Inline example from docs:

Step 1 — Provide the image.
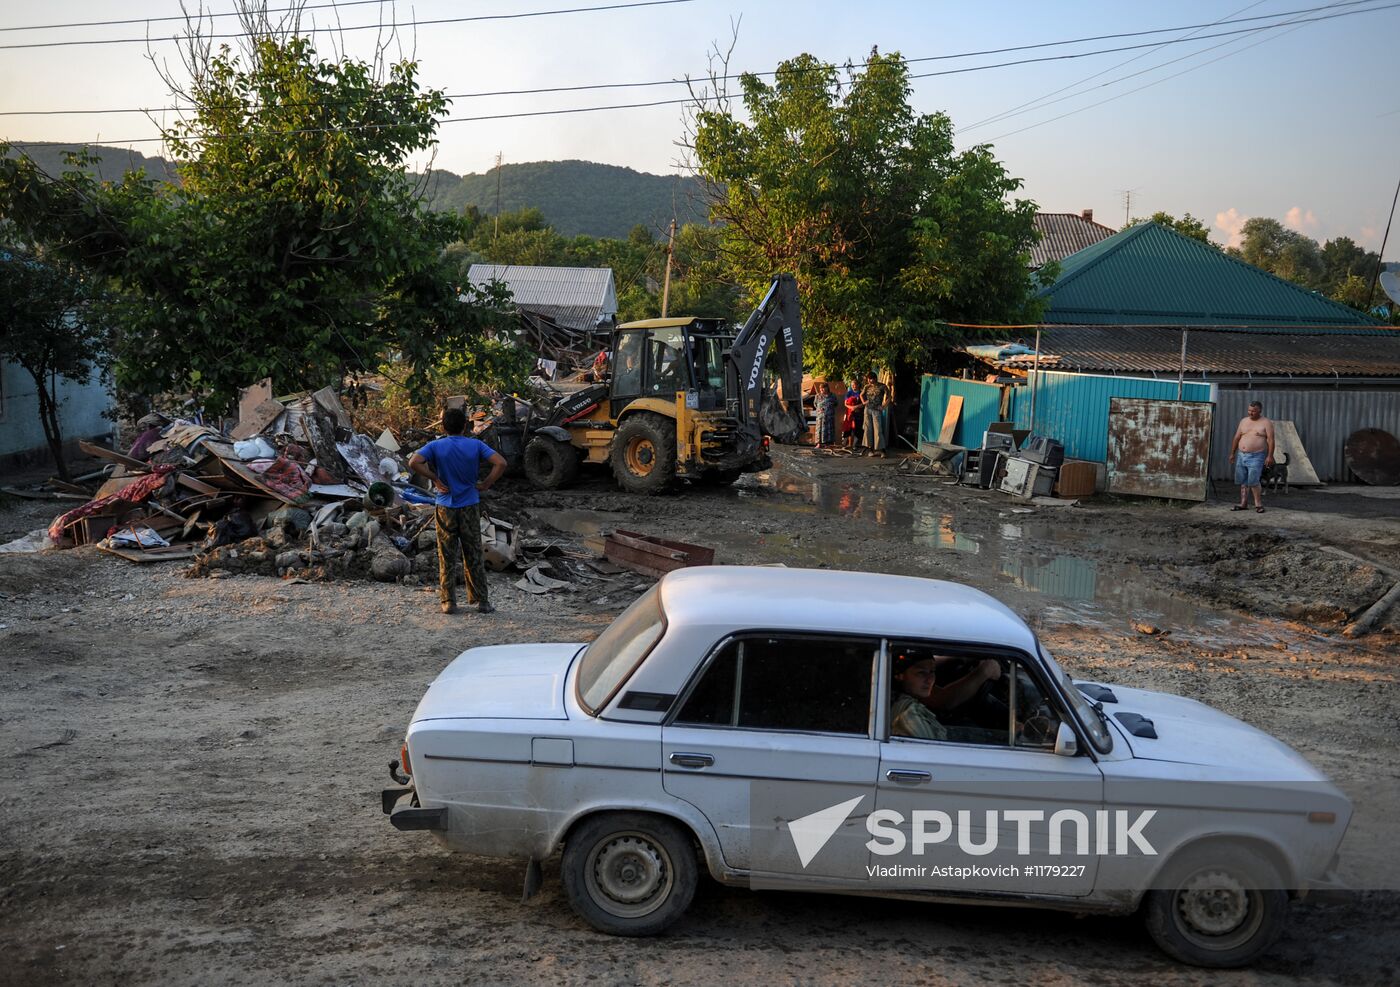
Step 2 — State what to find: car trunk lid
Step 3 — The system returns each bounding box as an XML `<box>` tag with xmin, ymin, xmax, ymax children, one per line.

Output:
<box><xmin>411</xmin><ymin>643</ymin><xmax>583</xmax><ymax>722</ymax></box>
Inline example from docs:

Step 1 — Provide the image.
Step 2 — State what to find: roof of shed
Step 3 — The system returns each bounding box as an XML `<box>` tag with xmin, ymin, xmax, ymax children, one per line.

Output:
<box><xmin>1038</xmin><ymin>324</ymin><xmax>1400</xmax><ymax>378</ymax></box>
<box><xmin>1030</xmin><ymin>213</ymin><xmax>1117</xmax><ymax>268</ymax></box>
<box><xmin>467</xmin><ymin>264</ymin><xmax>617</xmax><ymax>334</ymax></box>
<box><xmin>1037</xmin><ymin>222</ymin><xmax>1378</xmax><ymax>328</ymax></box>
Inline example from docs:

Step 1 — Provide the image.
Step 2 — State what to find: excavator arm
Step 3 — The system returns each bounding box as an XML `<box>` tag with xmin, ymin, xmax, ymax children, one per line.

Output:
<box><xmin>725</xmin><ymin>273</ymin><xmax>804</xmax><ymax>443</ymax></box>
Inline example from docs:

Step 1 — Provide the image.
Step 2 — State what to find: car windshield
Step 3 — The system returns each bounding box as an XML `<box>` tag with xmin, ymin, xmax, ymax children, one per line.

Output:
<box><xmin>576</xmin><ymin>585</ymin><xmax>666</xmax><ymax>714</ymax></box>
<box><xmin>1040</xmin><ymin>644</ymin><xmax>1113</xmax><ymax>754</ymax></box>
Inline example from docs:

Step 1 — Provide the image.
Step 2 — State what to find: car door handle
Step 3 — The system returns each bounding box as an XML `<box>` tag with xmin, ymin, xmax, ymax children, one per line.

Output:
<box><xmin>885</xmin><ymin>769</ymin><xmax>932</xmax><ymax>784</ymax></box>
<box><xmin>669</xmin><ymin>752</ymin><xmax>715</xmax><ymax>769</ymax></box>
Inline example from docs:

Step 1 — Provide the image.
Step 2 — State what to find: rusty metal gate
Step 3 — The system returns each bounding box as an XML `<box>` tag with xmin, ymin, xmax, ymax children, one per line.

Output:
<box><xmin>1106</xmin><ymin>398</ymin><xmax>1214</xmax><ymax>501</ymax></box>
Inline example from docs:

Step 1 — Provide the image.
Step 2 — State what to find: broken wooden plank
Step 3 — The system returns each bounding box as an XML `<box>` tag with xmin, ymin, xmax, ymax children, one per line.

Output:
<box><xmin>237</xmin><ymin>377</ymin><xmax>274</xmax><ymax>425</ymax></box>
<box><xmin>94</xmin><ymin>475</ymin><xmax>143</xmax><ymax>499</ymax></box>
<box><xmin>312</xmin><ymin>385</ymin><xmax>353</xmax><ymax>430</ymax></box>
<box><xmin>939</xmin><ymin>395</ymin><xmax>963</xmax><ymax>445</ymax></box>
<box><xmin>45</xmin><ymin>478</ymin><xmax>94</xmax><ymax>496</ymax></box>
<box><xmin>78</xmin><ymin>440</ymin><xmax>149</xmax><ymax>471</ymax></box>
<box><xmin>604</xmin><ymin>529</ymin><xmax>715</xmax><ymax>578</ymax></box>
<box><xmin>97</xmin><ymin>544</ymin><xmax>198</xmax><ymax>564</ymax></box>
<box><xmin>231</xmin><ymin>398</ymin><xmax>287</xmax><ymax>440</ymax></box>
<box><xmin>1343</xmin><ymin>580</ymin><xmax>1400</xmax><ymax>638</ymax></box>
<box><xmin>1</xmin><ymin>486</ymin><xmax>89</xmax><ymax>502</ymax></box>
<box><xmin>219</xmin><ymin>459</ymin><xmax>306</xmax><ymax>506</ymax></box>
<box><xmin>176</xmin><ymin>473</ymin><xmax>220</xmax><ymax>496</ymax></box>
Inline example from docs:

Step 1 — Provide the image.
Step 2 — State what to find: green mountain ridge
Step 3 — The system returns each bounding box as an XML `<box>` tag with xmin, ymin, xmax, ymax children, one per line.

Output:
<box><xmin>418</xmin><ymin>159</ymin><xmax>709</xmax><ymax>239</ymax></box>
<box><xmin>7</xmin><ymin>144</ymin><xmax>708</xmax><ymax>239</ymax></box>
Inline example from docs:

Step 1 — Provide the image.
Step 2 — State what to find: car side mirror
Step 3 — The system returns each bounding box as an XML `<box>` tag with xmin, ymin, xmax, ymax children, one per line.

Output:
<box><xmin>1054</xmin><ymin>721</ymin><xmax>1079</xmax><ymax>757</ymax></box>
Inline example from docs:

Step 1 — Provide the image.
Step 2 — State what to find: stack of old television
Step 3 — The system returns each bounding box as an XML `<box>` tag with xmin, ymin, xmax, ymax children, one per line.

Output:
<box><xmin>960</xmin><ymin>427</ymin><xmax>1064</xmax><ymax>499</ymax></box>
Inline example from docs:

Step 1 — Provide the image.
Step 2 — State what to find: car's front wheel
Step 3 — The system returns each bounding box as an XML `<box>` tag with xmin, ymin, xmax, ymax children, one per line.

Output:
<box><xmin>562</xmin><ymin>812</ymin><xmax>697</xmax><ymax>936</ymax></box>
<box><xmin>1143</xmin><ymin>845</ymin><xmax>1289</xmax><ymax>968</ymax></box>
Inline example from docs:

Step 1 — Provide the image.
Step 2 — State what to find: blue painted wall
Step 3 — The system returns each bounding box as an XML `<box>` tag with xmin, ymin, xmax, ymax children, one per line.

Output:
<box><xmin>918</xmin><ymin>376</ymin><xmax>1007</xmax><ymax>447</ymax></box>
<box><xmin>0</xmin><ymin>361</ymin><xmax>116</xmax><ymax>461</ymax></box>
<box><xmin>1013</xmin><ymin>371</ymin><xmax>1213</xmax><ymax>463</ymax></box>
<box><xmin>919</xmin><ymin>371</ymin><xmax>1213</xmax><ymax>463</ymax></box>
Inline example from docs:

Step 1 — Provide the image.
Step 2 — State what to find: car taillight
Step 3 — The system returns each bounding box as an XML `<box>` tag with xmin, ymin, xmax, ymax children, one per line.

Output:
<box><xmin>400</xmin><ymin>743</ymin><xmax>412</xmax><ymax>777</ymax></box>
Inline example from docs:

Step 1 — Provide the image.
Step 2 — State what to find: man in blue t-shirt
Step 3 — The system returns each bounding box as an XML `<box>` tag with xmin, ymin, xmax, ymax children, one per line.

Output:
<box><xmin>408</xmin><ymin>407</ymin><xmax>508</xmax><ymax>614</ymax></box>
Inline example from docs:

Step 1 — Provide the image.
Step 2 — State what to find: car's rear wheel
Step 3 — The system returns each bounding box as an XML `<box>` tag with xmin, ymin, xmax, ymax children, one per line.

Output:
<box><xmin>1143</xmin><ymin>845</ymin><xmax>1289</xmax><ymax>968</ymax></box>
<box><xmin>562</xmin><ymin>812</ymin><xmax>697</xmax><ymax>936</ymax></box>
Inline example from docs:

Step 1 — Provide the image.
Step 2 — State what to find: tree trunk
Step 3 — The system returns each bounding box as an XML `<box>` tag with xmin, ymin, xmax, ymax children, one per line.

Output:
<box><xmin>28</xmin><ymin>368</ymin><xmax>71</xmax><ymax>482</ymax></box>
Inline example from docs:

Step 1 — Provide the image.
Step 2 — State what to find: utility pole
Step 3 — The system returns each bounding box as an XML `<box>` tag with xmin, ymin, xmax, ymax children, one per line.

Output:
<box><xmin>1116</xmin><ymin>187</ymin><xmax>1141</xmax><ymax>228</ymax></box>
<box><xmin>493</xmin><ymin>152</ymin><xmax>504</xmax><ymax>247</ymax></box>
<box><xmin>660</xmin><ymin>218</ymin><xmax>677</xmax><ymax>318</ymax></box>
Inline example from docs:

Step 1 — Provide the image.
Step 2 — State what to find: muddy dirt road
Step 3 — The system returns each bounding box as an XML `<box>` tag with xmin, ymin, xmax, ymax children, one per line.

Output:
<box><xmin>2</xmin><ymin>448</ymin><xmax>1399</xmax><ymax>986</ymax></box>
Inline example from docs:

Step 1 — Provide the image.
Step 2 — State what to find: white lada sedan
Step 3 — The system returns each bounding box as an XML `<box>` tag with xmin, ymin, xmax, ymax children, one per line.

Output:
<box><xmin>383</xmin><ymin>567</ymin><xmax>1350</xmax><ymax>967</ymax></box>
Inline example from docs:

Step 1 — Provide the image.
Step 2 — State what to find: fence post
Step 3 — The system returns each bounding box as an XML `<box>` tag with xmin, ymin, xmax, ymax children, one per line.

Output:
<box><xmin>1029</xmin><ymin>326</ymin><xmax>1042</xmax><ymax>432</ymax></box>
<box><xmin>1177</xmin><ymin>328</ymin><xmax>1189</xmax><ymax>401</ymax></box>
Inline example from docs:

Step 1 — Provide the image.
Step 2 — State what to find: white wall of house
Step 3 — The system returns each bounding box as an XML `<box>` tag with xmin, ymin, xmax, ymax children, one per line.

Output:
<box><xmin>0</xmin><ymin>360</ymin><xmax>116</xmax><ymax>462</ymax></box>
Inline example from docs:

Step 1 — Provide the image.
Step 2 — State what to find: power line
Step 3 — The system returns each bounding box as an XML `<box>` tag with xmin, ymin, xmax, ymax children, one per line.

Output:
<box><xmin>0</xmin><ymin>0</ymin><xmax>389</xmax><ymax>33</ymax></box>
<box><xmin>0</xmin><ymin>0</ymin><xmax>696</xmax><ymax>50</ymax></box>
<box><xmin>906</xmin><ymin>1</ymin><xmax>1396</xmax><ymax>84</ymax></box>
<box><xmin>5</xmin><ymin>1</ymin><xmax>1394</xmax><ymax>146</ymax></box>
<box><xmin>960</xmin><ymin>0</ymin><xmax>1270</xmax><ymax>134</ymax></box>
<box><xmin>2</xmin><ymin>0</ymin><xmax>1391</xmax><ymax>120</ymax></box>
<box><xmin>981</xmin><ymin>9</ymin><xmax>1323</xmax><ymax>144</ymax></box>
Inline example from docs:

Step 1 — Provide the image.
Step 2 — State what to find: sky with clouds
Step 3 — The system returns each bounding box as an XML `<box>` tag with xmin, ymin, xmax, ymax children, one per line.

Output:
<box><xmin>2</xmin><ymin>0</ymin><xmax>1397</xmax><ymax>253</ymax></box>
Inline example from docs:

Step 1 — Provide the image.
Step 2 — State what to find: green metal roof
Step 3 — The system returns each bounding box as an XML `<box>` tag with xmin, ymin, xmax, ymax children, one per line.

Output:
<box><xmin>1037</xmin><ymin>222</ymin><xmax>1378</xmax><ymax>328</ymax></box>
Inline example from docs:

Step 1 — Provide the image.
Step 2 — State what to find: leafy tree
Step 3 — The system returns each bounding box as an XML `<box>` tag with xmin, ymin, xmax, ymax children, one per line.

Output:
<box><xmin>688</xmin><ymin>50</ymin><xmax>1042</xmax><ymax>376</ymax></box>
<box><xmin>1320</xmin><ymin>236</ymin><xmax>1378</xmax><ymax>295</ymax></box>
<box><xmin>0</xmin><ymin>247</ymin><xmax>109</xmax><ymax>479</ymax></box>
<box><xmin>0</xmin><ymin>26</ymin><xmax>521</xmax><ymax>413</ymax></box>
<box><xmin>1127</xmin><ymin>211</ymin><xmax>1215</xmax><ymax>245</ymax></box>
<box><xmin>1235</xmin><ymin>217</ymin><xmax>1324</xmax><ymax>289</ymax></box>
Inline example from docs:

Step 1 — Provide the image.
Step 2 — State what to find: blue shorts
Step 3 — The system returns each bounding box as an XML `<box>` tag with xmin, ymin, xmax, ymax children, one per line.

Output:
<box><xmin>1234</xmin><ymin>450</ymin><xmax>1267</xmax><ymax>486</ymax></box>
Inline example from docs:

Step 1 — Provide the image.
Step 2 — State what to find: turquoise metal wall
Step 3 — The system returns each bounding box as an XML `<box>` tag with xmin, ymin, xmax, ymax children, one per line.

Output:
<box><xmin>1012</xmin><ymin>371</ymin><xmax>1213</xmax><ymax>463</ymax></box>
<box><xmin>918</xmin><ymin>376</ymin><xmax>1007</xmax><ymax>447</ymax></box>
<box><xmin>919</xmin><ymin>371</ymin><xmax>1214</xmax><ymax>463</ymax></box>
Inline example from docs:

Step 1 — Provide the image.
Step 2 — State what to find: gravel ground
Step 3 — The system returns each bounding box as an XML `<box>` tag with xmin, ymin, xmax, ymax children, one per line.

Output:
<box><xmin>2</xmin><ymin>448</ymin><xmax>1398</xmax><ymax>986</ymax></box>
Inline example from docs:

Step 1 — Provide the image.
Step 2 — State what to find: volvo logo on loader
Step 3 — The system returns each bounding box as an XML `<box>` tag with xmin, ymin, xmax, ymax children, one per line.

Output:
<box><xmin>747</xmin><ymin>332</ymin><xmax>769</xmax><ymax>390</ymax></box>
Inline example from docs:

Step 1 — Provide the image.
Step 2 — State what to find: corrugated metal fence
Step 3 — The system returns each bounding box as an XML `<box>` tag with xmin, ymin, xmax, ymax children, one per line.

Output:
<box><xmin>1013</xmin><ymin>371</ymin><xmax>1213</xmax><ymax>464</ymax></box>
<box><xmin>919</xmin><ymin>372</ymin><xmax>1213</xmax><ymax>464</ymax></box>
<box><xmin>1212</xmin><ymin>389</ymin><xmax>1400</xmax><ymax>482</ymax></box>
<box><xmin>918</xmin><ymin>376</ymin><xmax>1008</xmax><ymax>447</ymax></box>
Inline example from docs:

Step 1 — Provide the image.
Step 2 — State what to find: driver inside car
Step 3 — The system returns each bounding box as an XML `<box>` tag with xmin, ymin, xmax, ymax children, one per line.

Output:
<box><xmin>890</xmin><ymin>652</ymin><xmax>1007</xmax><ymax>744</ymax></box>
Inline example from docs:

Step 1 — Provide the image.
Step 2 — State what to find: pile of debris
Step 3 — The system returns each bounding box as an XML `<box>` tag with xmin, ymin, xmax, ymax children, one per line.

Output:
<box><xmin>8</xmin><ymin>377</ymin><xmax>720</xmax><ymax>596</ymax></box>
<box><xmin>12</xmin><ymin>379</ymin><xmax>525</xmax><ymax>585</ymax></box>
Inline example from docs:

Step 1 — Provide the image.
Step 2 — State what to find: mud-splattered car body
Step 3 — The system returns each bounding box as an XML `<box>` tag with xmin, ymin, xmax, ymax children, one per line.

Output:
<box><xmin>384</xmin><ymin>566</ymin><xmax>1350</xmax><ymax>966</ymax></box>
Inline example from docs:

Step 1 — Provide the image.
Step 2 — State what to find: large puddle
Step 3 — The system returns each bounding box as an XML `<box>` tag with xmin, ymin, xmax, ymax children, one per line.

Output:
<box><xmin>531</xmin><ymin>467</ymin><xmax>1296</xmax><ymax>648</ymax></box>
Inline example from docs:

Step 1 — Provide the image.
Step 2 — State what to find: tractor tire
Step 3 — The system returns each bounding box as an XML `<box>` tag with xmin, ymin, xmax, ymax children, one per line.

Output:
<box><xmin>610</xmin><ymin>412</ymin><xmax>677</xmax><ymax>494</ymax></box>
<box><xmin>523</xmin><ymin>435</ymin><xmax>579</xmax><ymax>490</ymax></box>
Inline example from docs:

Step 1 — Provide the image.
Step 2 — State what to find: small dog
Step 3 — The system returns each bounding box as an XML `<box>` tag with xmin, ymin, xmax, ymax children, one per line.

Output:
<box><xmin>1261</xmin><ymin>452</ymin><xmax>1289</xmax><ymax>493</ymax></box>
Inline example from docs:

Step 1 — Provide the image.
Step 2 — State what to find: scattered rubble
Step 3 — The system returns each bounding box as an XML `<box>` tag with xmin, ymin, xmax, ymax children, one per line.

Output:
<box><xmin>3</xmin><ymin>377</ymin><xmax>698</xmax><ymax>600</ymax></box>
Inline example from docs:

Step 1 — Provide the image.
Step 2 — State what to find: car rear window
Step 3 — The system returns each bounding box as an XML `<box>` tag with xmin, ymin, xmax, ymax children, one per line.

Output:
<box><xmin>577</xmin><ymin>585</ymin><xmax>666</xmax><ymax>714</ymax></box>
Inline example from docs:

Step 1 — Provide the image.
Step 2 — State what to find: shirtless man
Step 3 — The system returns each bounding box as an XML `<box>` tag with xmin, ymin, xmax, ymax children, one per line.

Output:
<box><xmin>1228</xmin><ymin>401</ymin><xmax>1275</xmax><ymax>513</ymax></box>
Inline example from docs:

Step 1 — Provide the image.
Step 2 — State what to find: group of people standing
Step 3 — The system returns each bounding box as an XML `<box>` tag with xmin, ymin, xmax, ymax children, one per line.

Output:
<box><xmin>812</xmin><ymin>372</ymin><xmax>891</xmax><ymax>457</ymax></box>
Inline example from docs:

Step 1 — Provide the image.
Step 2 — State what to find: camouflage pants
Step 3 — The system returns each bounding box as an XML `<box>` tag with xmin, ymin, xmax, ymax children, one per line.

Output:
<box><xmin>436</xmin><ymin>505</ymin><xmax>488</xmax><ymax>607</ymax></box>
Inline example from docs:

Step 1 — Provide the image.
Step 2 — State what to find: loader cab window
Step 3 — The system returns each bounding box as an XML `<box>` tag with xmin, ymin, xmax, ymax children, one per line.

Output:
<box><xmin>611</xmin><ymin>330</ymin><xmax>645</xmax><ymax>415</ymax></box>
<box><xmin>646</xmin><ymin>327</ymin><xmax>688</xmax><ymax>398</ymax></box>
<box><xmin>689</xmin><ymin>333</ymin><xmax>729</xmax><ymax>411</ymax></box>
